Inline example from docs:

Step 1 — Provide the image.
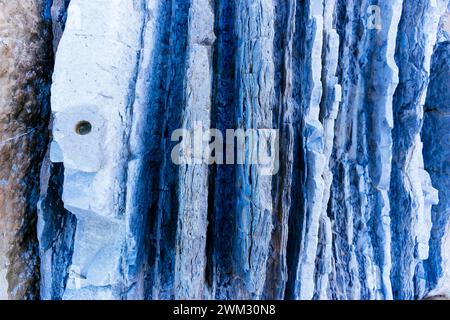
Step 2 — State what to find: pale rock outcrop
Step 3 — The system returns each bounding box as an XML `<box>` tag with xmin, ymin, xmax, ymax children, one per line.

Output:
<box><xmin>422</xmin><ymin>10</ymin><xmax>450</xmax><ymax>296</ymax></box>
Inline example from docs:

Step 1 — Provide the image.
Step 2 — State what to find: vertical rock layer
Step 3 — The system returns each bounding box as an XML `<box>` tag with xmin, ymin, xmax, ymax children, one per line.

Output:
<box><xmin>423</xmin><ymin>3</ymin><xmax>450</xmax><ymax>296</ymax></box>
<box><xmin>49</xmin><ymin>0</ymin><xmax>150</xmax><ymax>300</ymax></box>
<box><xmin>0</xmin><ymin>0</ymin><xmax>53</xmax><ymax>300</ymax></box>
<box><xmin>390</xmin><ymin>0</ymin><xmax>447</xmax><ymax>300</ymax></box>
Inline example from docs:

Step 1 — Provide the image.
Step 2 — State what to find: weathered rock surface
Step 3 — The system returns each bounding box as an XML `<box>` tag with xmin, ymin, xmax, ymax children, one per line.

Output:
<box><xmin>422</xmin><ymin>32</ymin><xmax>450</xmax><ymax>297</ymax></box>
<box><xmin>0</xmin><ymin>0</ymin><xmax>53</xmax><ymax>300</ymax></box>
<box><xmin>1</xmin><ymin>0</ymin><xmax>450</xmax><ymax>300</ymax></box>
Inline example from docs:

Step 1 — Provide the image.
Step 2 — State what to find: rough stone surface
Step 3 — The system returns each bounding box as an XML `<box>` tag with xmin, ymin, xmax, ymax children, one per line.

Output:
<box><xmin>423</xmin><ymin>39</ymin><xmax>450</xmax><ymax>298</ymax></box>
<box><xmin>0</xmin><ymin>0</ymin><xmax>53</xmax><ymax>300</ymax></box>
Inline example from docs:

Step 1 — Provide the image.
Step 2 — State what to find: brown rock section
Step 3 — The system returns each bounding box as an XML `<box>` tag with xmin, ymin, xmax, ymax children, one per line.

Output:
<box><xmin>0</xmin><ymin>0</ymin><xmax>52</xmax><ymax>299</ymax></box>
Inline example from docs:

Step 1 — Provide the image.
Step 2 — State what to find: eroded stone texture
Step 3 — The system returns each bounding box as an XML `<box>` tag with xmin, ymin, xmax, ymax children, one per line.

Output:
<box><xmin>27</xmin><ymin>0</ymin><xmax>450</xmax><ymax>300</ymax></box>
<box><xmin>423</xmin><ymin>40</ymin><xmax>450</xmax><ymax>298</ymax></box>
<box><xmin>231</xmin><ymin>0</ymin><xmax>275</xmax><ymax>300</ymax></box>
<box><xmin>390</xmin><ymin>0</ymin><xmax>447</xmax><ymax>300</ymax></box>
<box><xmin>327</xmin><ymin>0</ymin><xmax>403</xmax><ymax>300</ymax></box>
<box><xmin>49</xmin><ymin>0</ymin><xmax>149</xmax><ymax>300</ymax></box>
<box><xmin>174</xmin><ymin>0</ymin><xmax>215</xmax><ymax>299</ymax></box>
<box><xmin>37</xmin><ymin>0</ymin><xmax>75</xmax><ymax>300</ymax></box>
<box><xmin>0</xmin><ymin>0</ymin><xmax>53</xmax><ymax>300</ymax></box>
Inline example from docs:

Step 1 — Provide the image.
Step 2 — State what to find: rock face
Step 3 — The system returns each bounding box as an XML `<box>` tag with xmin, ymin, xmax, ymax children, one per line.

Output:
<box><xmin>0</xmin><ymin>0</ymin><xmax>53</xmax><ymax>300</ymax></box>
<box><xmin>423</xmin><ymin>6</ymin><xmax>450</xmax><ymax>296</ymax></box>
<box><xmin>0</xmin><ymin>0</ymin><xmax>450</xmax><ymax>300</ymax></box>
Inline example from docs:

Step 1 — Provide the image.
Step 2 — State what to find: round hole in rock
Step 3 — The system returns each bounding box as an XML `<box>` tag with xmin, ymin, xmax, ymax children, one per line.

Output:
<box><xmin>75</xmin><ymin>121</ymin><xmax>92</xmax><ymax>135</ymax></box>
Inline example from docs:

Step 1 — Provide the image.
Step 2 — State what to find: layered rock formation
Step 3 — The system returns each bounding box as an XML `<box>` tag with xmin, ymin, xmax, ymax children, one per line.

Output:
<box><xmin>0</xmin><ymin>0</ymin><xmax>449</xmax><ymax>300</ymax></box>
<box><xmin>423</xmin><ymin>3</ymin><xmax>450</xmax><ymax>297</ymax></box>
